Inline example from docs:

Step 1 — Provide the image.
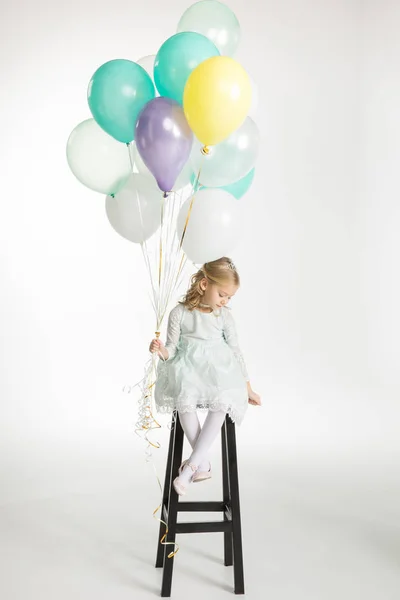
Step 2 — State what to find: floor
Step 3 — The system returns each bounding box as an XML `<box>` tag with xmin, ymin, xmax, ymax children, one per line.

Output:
<box><xmin>1</xmin><ymin>445</ymin><xmax>399</xmax><ymax>599</ymax></box>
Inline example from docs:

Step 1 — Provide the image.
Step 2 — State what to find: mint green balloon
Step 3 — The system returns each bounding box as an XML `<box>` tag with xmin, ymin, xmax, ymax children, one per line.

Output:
<box><xmin>88</xmin><ymin>59</ymin><xmax>155</xmax><ymax>143</ymax></box>
<box><xmin>154</xmin><ymin>32</ymin><xmax>219</xmax><ymax>104</ymax></box>
<box><xmin>190</xmin><ymin>168</ymin><xmax>255</xmax><ymax>199</ymax></box>
<box><xmin>177</xmin><ymin>1</ymin><xmax>240</xmax><ymax>56</ymax></box>
<box><xmin>223</xmin><ymin>169</ymin><xmax>255</xmax><ymax>198</ymax></box>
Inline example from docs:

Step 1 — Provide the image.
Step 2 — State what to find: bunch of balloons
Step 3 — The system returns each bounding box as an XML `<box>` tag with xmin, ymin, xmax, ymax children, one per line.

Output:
<box><xmin>66</xmin><ymin>0</ymin><xmax>260</xmax><ymax>264</ymax></box>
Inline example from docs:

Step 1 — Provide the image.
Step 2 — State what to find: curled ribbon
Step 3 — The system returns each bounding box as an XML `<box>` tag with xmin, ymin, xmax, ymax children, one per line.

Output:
<box><xmin>125</xmin><ymin>338</ymin><xmax>179</xmax><ymax>558</ymax></box>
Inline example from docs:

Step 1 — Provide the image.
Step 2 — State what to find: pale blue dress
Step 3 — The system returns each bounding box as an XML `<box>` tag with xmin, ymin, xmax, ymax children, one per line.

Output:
<box><xmin>154</xmin><ymin>303</ymin><xmax>249</xmax><ymax>425</ymax></box>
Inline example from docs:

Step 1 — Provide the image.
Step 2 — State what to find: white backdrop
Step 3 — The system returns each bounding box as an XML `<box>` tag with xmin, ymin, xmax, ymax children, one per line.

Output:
<box><xmin>0</xmin><ymin>1</ymin><xmax>399</xmax><ymax>598</ymax></box>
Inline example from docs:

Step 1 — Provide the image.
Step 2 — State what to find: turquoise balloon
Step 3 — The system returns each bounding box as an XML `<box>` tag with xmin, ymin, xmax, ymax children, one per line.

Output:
<box><xmin>223</xmin><ymin>168</ymin><xmax>255</xmax><ymax>198</ymax></box>
<box><xmin>154</xmin><ymin>32</ymin><xmax>219</xmax><ymax>104</ymax></box>
<box><xmin>190</xmin><ymin>168</ymin><xmax>255</xmax><ymax>199</ymax></box>
<box><xmin>88</xmin><ymin>59</ymin><xmax>155</xmax><ymax>143</ymax></box>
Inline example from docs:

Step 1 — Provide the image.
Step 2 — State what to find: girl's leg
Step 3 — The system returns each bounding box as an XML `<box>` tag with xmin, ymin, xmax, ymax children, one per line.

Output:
<box><xmin>177</xmin><ymin>410</ymin><xmax>210</xmax><ymax>471</ymax></box>
<box><xmin>177</xmin><ymin>409</ymin><xmax>226</xmax><ymax>486</ymax></box>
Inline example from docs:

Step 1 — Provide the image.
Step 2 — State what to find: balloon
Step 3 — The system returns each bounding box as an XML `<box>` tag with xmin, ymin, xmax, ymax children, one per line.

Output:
<box><xmin>135</xmin><ymin>97</ymin><xmax>193</xmax><ymax>193</ymax></box>
<box><xmin>88</xmin><ymin>59</ymin><xmax>155</xmax><ymax>143</ymax></box>
<box><xmin>177</xmin><ymin>0</ymin><xmax>240</xmax><ymax>56</ymax></box>
<box><xmin>133</xmin><ymin>142</ymin><xmax>193</xmax><ymax>191</ymax></box>
<box><xmin>183</xmin><ymin>56</ymin><xmax>251</xmax><ymax>146</ymax></box>
<box><xmin>105</xmin><ymin>174</ymin><xmax>162</xmax><ymax>243</ymax></box>
<box><xmin>190</xmin><ymin>117</ymin><xmax>259</xmax><ymax>187</ymax></box>
<box><xmin>66</xmin><ymin>118</ymin><xmax>131</xmax><ymax>195</ymax></box>
<box><xmin>136</xmin><ymin>54</ymin><xmax>159</xmax><ymax>96</ymax></box>
<box><xmin>176</xmin><ymin>188</ymin><xmax>243</xmax><ymax>263</ymax></box>
<box><xmin>222</xmin><ymin>168</ymin><xmax>255</xmax><ymax>198</ymax></box>
<box><xmin>154</xmin><ymin>32</ymin><xmax>219</xmax><ymax>104</ymax></box>
<box><xmin>190</xmin><ymin>168</ymin><xmax>255</xmax><ymax>199</ymax></box>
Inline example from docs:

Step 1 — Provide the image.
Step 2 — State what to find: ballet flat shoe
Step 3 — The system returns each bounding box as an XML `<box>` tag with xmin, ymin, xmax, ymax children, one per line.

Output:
<box><xmin>178</xmin><ymin>459</ymin><xmax>212</xmax><ymax>483</ymax></box>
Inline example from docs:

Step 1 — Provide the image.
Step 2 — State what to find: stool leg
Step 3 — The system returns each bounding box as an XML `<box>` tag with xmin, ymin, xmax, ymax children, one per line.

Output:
<box><xmin>226</xmin><ymin>416</ymin><xmax>245</xmax><ymax>595</ymax></box>
<box><xmin>221</xmin><ymin>417</ymin><xmax>233</xmax><ymax>566</ymax></box>
<box><xmin>161</xmin><ymin>411</ymin><xmax>184</xmax><ymax>597</ymax></box>
<box><xmin>155</xmin><ymin>412</ymin><xmax>176</xmax><ymax>568</ymax></box>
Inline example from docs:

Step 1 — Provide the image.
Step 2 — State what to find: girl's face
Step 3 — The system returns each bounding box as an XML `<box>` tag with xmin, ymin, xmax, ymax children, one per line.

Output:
<box><xmin>200</xmin><ymin>279</ymin><xmax>238</xmax><ymax>310</ymax></box>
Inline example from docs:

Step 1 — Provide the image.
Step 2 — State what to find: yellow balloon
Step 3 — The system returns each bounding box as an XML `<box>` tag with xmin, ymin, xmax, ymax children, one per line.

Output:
<box><xmin>183</xmin><ymin>56</ymin><xmax>252</xmax><ymax>147</ymax></box>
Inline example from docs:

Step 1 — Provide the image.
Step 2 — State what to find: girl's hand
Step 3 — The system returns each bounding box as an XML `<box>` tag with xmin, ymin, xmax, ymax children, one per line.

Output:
<box><xmin>247</xmin><ymin>387</ymin><xmax>262</xmax><ymax>406</ymax></box>
<box><xmin>149</xmin><ymin>338</ymin><xmax>168</xmax><ymax>360</ymax></box>
<box><xmin>149</xmin><ymin>338</ymin><xmax>163</xmax><ymax>353</ymax></box>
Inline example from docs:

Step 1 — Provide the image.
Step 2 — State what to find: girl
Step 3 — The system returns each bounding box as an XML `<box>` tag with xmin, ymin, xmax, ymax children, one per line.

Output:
<box><xmin>149</xmin><ymin>257</ymin><xmax>261</xmax><ymax>495</ymax></box>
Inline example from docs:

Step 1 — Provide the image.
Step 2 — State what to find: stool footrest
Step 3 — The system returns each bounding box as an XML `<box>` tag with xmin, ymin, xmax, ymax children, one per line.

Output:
<box><xmin>177</xmin><ymin>501</ymin><xmax>226</xmax><ymax>512</ymax></box>
<box><xmin>162</xmin><ymin>502</ymin><xmax>232</xmax><ymax>523</ymax></box>
<box><xmin>161</xmin><ymin>502</ymin><xmax>232</xmax><ymax>533</ymax></box>
<box><xmin>176</xmin><ymin>520</ymin><xmax>232</xmax><ymax>534</ymax></box>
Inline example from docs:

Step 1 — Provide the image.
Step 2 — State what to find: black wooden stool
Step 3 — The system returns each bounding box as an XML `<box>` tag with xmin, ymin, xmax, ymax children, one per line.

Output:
<box><xmin>155</xmin><ymin>410</ymin><xmax>245</xmax><ymax>596</ymax></box>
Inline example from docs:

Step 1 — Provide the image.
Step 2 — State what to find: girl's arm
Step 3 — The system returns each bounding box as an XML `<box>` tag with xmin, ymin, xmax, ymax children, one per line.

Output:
<box><xmin>149</xmin><ymin>305</ymin><xmax>182</xmax><ymax>361</ymax></box>
<box><xmin>222</xmin><ymin>309</ymin><xmax>261</xmax><ymax>405</ymax></box>
<box><xmin>163</xmin><ymin>305</ymin><xmax>183</xmax><ymax>360</ymax></box>
<box><xmin>222</xmin><ymin>308</ymin><xmax>250</xmax><ymax>381</ymax></box>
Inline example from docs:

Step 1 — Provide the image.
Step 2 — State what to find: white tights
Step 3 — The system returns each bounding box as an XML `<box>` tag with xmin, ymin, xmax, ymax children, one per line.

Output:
<box><xmin>177</xmin><ymin>409</ymin><xmax>227</xmax><ymax>485</ymax></box>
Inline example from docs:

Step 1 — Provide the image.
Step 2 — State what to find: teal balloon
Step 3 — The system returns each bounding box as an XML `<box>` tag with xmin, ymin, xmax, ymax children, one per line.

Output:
<box><xmin>223</xmin><ymin>168</ymin><xmax>255</xmax><ymax>198</ymax></box>
<box><xmin>88</xmin><ymin>59</ymin><xmax>155</xmax><ymax>143</ymax></box>
<box><xmin>190</xmin><ymin>168</ymin><xmax>255</xmax><ymax>199</ymax></box>
<box><xmin>154</xmin><ymin>32</ymin><xmax>219</xmax><ymax>104</ymax></box>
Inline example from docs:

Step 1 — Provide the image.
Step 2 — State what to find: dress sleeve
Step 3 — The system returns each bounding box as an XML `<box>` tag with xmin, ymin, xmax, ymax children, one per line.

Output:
<box><xmin>164</xmin><ymin>305</ymin><xmax>183</xmax><ymax>361</ymax></box>
<box><xmin>222</xmin><ymin>308</ymin><xmax>249</xmax><ymax>381</ymax></box>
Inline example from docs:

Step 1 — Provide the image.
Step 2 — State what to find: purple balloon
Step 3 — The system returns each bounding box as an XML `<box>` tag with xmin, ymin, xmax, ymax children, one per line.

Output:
<box><xmin>135</xmin><ymin>97</ymin><xmax>193</xmax><ymax>193</ymax></box>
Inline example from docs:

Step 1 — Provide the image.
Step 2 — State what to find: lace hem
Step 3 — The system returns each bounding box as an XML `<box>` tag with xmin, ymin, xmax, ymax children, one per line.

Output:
<box><xmin>155</xmin><ymin>396</ymin><xmax>246</xmax><ymax>424</ymax></box>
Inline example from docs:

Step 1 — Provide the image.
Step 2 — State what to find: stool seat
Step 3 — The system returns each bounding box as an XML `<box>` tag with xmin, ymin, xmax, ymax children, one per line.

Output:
<box><xmin>155</xmin><ymin>411</ymin><xmax>245</xmax><ymax>596</ymax></box>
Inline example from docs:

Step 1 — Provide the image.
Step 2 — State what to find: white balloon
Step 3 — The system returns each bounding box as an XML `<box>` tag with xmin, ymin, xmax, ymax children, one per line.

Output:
<box><xmin>136</xmin><ymin>55</ymin><xmax>159</xmax><ymax>96</ymax></box>
<box><xmin>66</xmin><ymin>118</ymin><xmax>131</xmax><ymax>195</ymax></box>
<box><xmin>176</xmin><ymin>188</ymin><xmax>243</xmax><ymax>263</ymax></box>
<box><xmin>106</xmin><ymin>173</ymin><xmax>162</xmax><ymax>243</ymax></box>
<box><xmin>132</xmin><ymin>142</ymin><xmax>192</xmax><ymax>191</ymax></box>
<box><xmin>190</xmin><ymin>117</ymin><xmax>259</xmax><ymax>187</ymax></box>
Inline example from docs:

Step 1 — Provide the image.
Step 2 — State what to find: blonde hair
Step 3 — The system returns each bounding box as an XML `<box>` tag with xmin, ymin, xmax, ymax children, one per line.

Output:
<box><xmin>179</xmin><ymin>257</ymin><xmax>240</xmax><ymax>311</ymax></box>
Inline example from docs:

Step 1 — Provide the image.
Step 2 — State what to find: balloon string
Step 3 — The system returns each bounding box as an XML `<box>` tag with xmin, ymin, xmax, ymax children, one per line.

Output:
<box><xmin>120</xmin><ymin>144</ymin><xmax>182</xmax><ymax>557</ymax></box>
<box><xmin>127</xmin><ymin>142</ymin><xmax>135</xmax><ymax>172</ymax></box>
<box><xmin>125</xmin><ymin>146</ymin><xmax>208</xmax><ymax>559</ymax></box>
<box><xmin>178</xmin><ymin>149</ymin><xmax>205</xmax><ymax>249</ymax></box>
<box><xmin>159</xmin><ymin>194</ymin><xmax>165</xmax><ymax>289</ymax></box>
<box><xmin>174</xmin><ymin>149</ymin><xmax>206</xmax><ymax>287</ymax></box>
<box><xmin>128</xmin><ymin>351</ymin><xmax>179</xmax><ymax>558</ymax></box>
<box><xmin>127</xmin><ymin>141</ymin><xmax>159</xmax><ymax>318</ymax></box>
<box><xmin>151</xmin><ymin>451</ymin><xmax>180</xmax><ymax>559</ymax></box>
<box><xmin>159</xmin><ymin>192</ymin><xmax>177</xmax><ymax>319</ymax></box>
<box><xmin>157</xmin><ymin>190</ymin><xmax>189</xmax><ymax>327</ymax></box>
<box><xmin>126</xmin><ymin>141</ymin><xmax>159</xmax><ymax>315</ymax></box>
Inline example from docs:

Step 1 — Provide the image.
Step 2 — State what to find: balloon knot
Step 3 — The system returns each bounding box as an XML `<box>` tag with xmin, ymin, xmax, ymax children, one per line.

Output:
<box><xmin>201</xmin><ymin>146</ymin><xmax>210</xmax><ymax>155</ymax></box>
